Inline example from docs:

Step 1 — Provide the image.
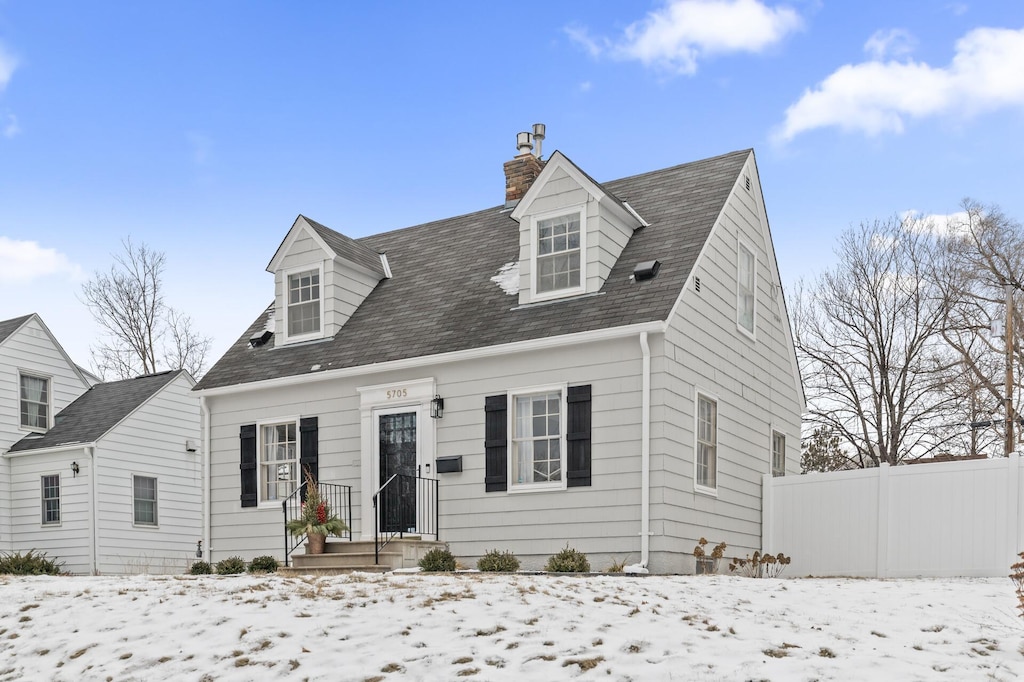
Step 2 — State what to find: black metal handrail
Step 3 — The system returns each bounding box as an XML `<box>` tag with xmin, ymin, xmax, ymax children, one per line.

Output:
<box><xmin>282</xmin><ymin>480</ymin><xmax>353</xmax><ymax>567</ymax></box>
<box><xmin>372</xmin><ymin>473</ymin><xmax>439</xmax><ymax>564</ymax></box>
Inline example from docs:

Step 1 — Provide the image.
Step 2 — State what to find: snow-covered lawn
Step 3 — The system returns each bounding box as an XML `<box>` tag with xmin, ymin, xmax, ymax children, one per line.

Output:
<box><xmin>0</xmin><ymin>573</ymin><xmax>1020</xmax><ymax>681</ymax></box>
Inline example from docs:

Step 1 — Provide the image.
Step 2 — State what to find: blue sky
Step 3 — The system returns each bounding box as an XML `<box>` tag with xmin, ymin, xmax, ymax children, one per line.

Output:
<box><xmin>2</xmin><ymin>1</ymin><xmax>1023</xmax><ymax>375</ymax></box>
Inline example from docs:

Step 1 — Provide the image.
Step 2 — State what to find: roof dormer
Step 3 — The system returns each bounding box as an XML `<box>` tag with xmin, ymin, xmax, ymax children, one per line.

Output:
<box><xmin>509</xmin><ymin>151</ymin><xmax>645</xmax><ymax>306</ymax></box>
<box><xmin>266</xmin><ymin>216</ymin><xmax>387</xmax><ymax>345</ymax></box>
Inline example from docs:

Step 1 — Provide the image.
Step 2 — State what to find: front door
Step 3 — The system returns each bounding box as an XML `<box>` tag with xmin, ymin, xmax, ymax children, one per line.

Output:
<box><xmin>378</xmin><ymin>410</ymin><xmax>417</xmax><ymax>533</ymax></box>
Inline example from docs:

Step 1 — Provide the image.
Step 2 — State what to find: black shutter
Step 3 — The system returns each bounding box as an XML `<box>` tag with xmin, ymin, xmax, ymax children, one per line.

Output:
<box><xmin>566</xmin><ymin>384</ymin><xmax>592</xmax><ymax>487</ymax></box>
<box><xmin>299</xmin><ymin>417</ymin><xmax>319</xmax><ymax>501</ymax></box>
<box><xmin>239</xmin><ymin>424</ymin><xmax>257</xmax><ymax>507</ymax></box>
<box><xmin>484</xmin><ymin>394</ymin><xmax>508</xmax><ymax>492</ymax></box>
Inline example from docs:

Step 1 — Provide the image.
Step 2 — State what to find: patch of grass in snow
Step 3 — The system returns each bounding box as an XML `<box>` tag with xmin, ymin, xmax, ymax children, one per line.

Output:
<box><xmin>18</xmin><ymin>616</ymin><xmax>30</xmax><ymax>623</ymax></box>
<box><xmin>289</xmin><ymin>659</ymin><xmax>299</xmax><ymax>671</ymax></box>
<box><xmin>157</xmin><ymin>656</ymin><xmax>172</xmax><ymax>663</ymax></box>
<box><xmin>921</xmin><ymin>624</ymin><xmax>945</xmax><ymax>632</ymax></box>
<box><xmin>592</xmin><ymin>638</ymin><xmax>603</xmax><ymax>646</ymax></box>
<box><xmin>763</xmin><ymin>648</ymin><xmax>789</xmax><ymax>658</ymax></box>
<box><xmin>233</xmin><ymin>657</ymin><xmax>251</xmax><ymax>667</ymax></box>
<box><xmin>456</xmin><ymin>668</ymin><xmax>480</xmax><ymax>676</ymax></box>
<box><xmin>19</xmin><ymin>604</ymin><xmax>39</xmax><ymax>612</ymax></box>
<box><xmin>562</xmin><ymin>655</ymin><xmax>604</xmax><ymax>671</ymax></box>
<box><xmin>870</xmin><ymin>630</ymin><xmax>887</xmax><ymax>638</ymax></box>
<box><xmin>485</xmin><ymin>657</ymin><xmax>505</xmax><ymax>667</ymax></box>
<box><xmin>528</xmin><ymin>654</ymin><xmax>556</xmax><ymax>662</ymax></box>
<box><xmin>453</xmin><ymin>656</ymin><xmax>473</xmax><ymax>664</ymax></box>
<box><xmin>524</xmin><ymin>616</ymin><xmax>539</xmax><ymax>625</ymax></box>
<box><xmin>474</xmin><ymin>625</ymin><xmax>506</xmax><ymax>637</ymax></box>
<box><xmin>362</xmin><ymin>677</ymin><xmax>384</xmax><ymax>682</ymax></box>
<box><xmin>625</xmin><ymin>642</ymin><xmax>646</xmax><ymax>653</ymax></box>
<box><xmin>119</xmin><ymin>653</ymin><xmax>132</xmax><ymax>660</ymax></box>
<box><xmin>380</xmin><ymin>662</ymin><xmax>405</xmax><ymax>673</ymax></box>
<box><xmin>818</xmin><ymin>647</ymin><xmax>836</xmax><ymax>658</ymax></box>
<box><xmin>35</xmin><ymin>649</ymin><xmax>49</xmax><ymax>656</ymax></box>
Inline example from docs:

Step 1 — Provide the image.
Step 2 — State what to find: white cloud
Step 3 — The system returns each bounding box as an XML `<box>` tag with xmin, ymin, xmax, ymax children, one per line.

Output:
<box><xmin>776</xmin><ymin>26</ymin><xmax>1024</xmax><ymax>141</ymax></box>
<box><xmin>901</xmin><ymin>209</ymin><xmax>972</xmax><ymax>237</ymax></box>
<box><xmin>0</xmin><ymin>237</ymin><xmax>83</xmax><ymax>282</ymax></box>
<box><xmin>3</xmin><ymin>113</ymin><xmax>20</xmax><ymax>138</ymax></box>
<box><xmin>567</xmin><ymin>0</ymin><xmax>802</xmax><ymax>76</ymax></box>
<box><xmin>864</xmin><ymin>28</ymin><xmax>916</xmax><ymax>61</ymax></box>
<box><xmin>0</xmin><ymin>42</ymin><xmax>17</xmax><ymax>91</ymax></box>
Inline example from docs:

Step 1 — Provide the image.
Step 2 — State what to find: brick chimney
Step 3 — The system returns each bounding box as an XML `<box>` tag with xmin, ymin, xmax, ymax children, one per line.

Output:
<box><xmin>504</xmin><ymin>129</ymin><xmax>545</xmax><ymax>208</ymax></box>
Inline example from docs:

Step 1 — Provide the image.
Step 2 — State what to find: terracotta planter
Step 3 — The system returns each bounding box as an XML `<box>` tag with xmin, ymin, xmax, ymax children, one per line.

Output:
<box><xmin>306</xmin><ymin>533</ymin><xmax>326</xmax><ymax>555</ymax></box>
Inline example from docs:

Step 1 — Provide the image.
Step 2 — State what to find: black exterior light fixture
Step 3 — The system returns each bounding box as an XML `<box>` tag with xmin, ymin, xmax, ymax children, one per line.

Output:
<box><xmin>71</xmin><ymin>461</ymin><xmax>80</xmax><ymax>477</ymax></box>
<box><xmin>430</xmin><ymin>394</ymin><xmax>444</xmax><ymax>419</ymax></box>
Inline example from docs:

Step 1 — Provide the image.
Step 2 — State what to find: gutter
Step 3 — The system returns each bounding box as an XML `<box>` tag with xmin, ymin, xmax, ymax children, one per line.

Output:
<box><xmin>639</xmin><ymin>331</ymin><xmax>651</xmax><ymax>568</ymax></box>
<box><xmin>201</xmin><ymin>395</ymin><xmax>211</xmax><ymax>563</ymax></box>
<box><xmin>197</xmin><ymin>320</ymin><xmax>666</xmax><ymax>397</ymax></box>
<box><xmin>87</xmin><ymin>445</ymin><xmax>98</xmax><ymax>575</ymax></box>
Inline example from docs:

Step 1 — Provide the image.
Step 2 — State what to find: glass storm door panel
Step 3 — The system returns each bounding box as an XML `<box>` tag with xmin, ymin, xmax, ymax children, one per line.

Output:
<box><xmin>379</xmin><ymin>411</ymin><xmax>417</xmax><ymax>533</ymax></box>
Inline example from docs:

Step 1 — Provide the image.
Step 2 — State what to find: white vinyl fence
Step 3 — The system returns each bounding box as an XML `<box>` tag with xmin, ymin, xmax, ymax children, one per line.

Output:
<box><xmin>762</xmin><ymin>454</ymin><xmax>1024</xmax><ymax>578</ymax></box>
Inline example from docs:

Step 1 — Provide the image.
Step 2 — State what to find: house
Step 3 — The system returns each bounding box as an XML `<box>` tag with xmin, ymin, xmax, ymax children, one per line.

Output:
<box><xmin>194</xmin><ymin>132</ymin><xmax>804</xmax><ymax>573</ymax></box>
<box><xmin>1</xmin><ymin>314</ymin><xmax>202</xmax><ymax>574</ymax></box>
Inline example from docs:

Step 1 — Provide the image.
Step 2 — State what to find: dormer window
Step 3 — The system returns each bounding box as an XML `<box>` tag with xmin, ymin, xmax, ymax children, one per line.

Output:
<box><xmin>532</xmin><ymin>208</ymin><xmax>585</xmax><ymax>299</ymax></box>
<box><xmin>286</xmin><ymin>267</ymin><xmax>322</xmax><ymax>339</ymax></box>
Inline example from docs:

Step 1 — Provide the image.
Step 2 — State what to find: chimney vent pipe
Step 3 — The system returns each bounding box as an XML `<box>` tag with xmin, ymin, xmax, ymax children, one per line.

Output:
<box><xmin>516</xmin><ymin>131</ymin><xmax>533</xmax><ymax>155</ymax></box>
<box><xmin>532</xmin><ymin>123</ymin><xmax>546</xmax><ymax>158</ymax></box>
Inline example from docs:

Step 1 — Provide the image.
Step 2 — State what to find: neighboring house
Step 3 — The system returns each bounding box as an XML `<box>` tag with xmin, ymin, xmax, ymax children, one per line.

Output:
<box><xmin>1</xmin><ymin>314</ymin><xmax>202</xmax><ymax>574</ymax></box>
<box><xmin>194</xmin><ymin>135</ymin><xmax>804</xmax><ymax>573</ymax></box>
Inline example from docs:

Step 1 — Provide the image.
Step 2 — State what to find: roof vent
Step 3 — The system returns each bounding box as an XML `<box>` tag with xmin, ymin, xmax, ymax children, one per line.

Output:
<box><xmin>249</xmin><ymin>329</ymin><xmax>273</xmax><ymax>348</ymax></box>
<box><xmin>633</xmin><ymin>260</ymin><xmax>661</xmax><ymax>282</ymax></box>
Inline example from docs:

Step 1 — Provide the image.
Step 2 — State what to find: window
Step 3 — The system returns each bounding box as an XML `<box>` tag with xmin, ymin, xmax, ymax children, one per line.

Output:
<box><xmin>287</xmin><ymin>268</ymin><xmax>321</xmax><ymax>337</ymax></box>
<box><xmin>772</xmin><ymin>431</ymin><xmax>786</xmax><ymax>477</ymax></box>
<box><xmin>535</xmin><ymin>211</ymin><xmax>582</xmax><ymax>295</ymax></box>
<box><xmin>737</xmin><ymin>242</ymin><xmax>755</xmax><ymax>335</ymax></box>
<box><xmin>41</xmin><ymin>474</ymin><xmax>60</xmax><ymax>525</ymax></box>
<box><xmin>510</xmin><ymin>389</ymin><xmax>565</xmax><ymax>490</ymax></box>
<box><xmin>133</xmin><ymin>475</ymin><xmax>158</xmax><ymax>525</ymax></box>
<box><xmin>20</xmin><ymin>373</ymin><xmax>49</xmax><ymax>430</ymax></box>
<box><xmin>696</xmin><ymin>394</ymin><xmax>717</xmax><ymax>491</ymax></box>
<box><xmin>260</xmin><ymin>421</ymin><xmax>297</xmax><ymax>501</ymax></box>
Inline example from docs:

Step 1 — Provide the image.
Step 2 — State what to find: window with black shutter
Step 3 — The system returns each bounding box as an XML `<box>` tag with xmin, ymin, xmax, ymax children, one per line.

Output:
<box><xmin>566</xmin><ymin>385</ymin><xmax>592</xmax><ymax>487</ymax></box>
<box><xmin>239</xmin><ymin>424</ymin><xmax>257</xmax><ymax>507</ymax></box>
<box><xmin>299</xmin><ymin>417</ymin><xmax>319</xmax><ymax>501</ymax></box>
<box><xmin>484</xmin><ymin>395</ymin><xmax>508</xmax><ymax>492</ymax></box>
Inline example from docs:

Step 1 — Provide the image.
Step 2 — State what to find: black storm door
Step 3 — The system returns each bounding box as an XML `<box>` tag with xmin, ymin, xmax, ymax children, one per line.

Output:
<box><xmin>379</xmin><ymin>411</ymin><xmax>417</xmax><ymax>533</ymax></box>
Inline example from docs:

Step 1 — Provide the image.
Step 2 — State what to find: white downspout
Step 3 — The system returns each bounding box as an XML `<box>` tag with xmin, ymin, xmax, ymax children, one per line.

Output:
<box><xmin>87</xmin><ymin>445</ymin><xmax>98</xmax><ymax>575</ymax></box>
<box><xmin>639</xmin><ymin>332</ymin><xmax>651</xmax><ymax>567</ymax></box>
<box><xmin>200</xmin><ymin>396</ymin><xmax>211</xmax><ymax>563</ymax></box>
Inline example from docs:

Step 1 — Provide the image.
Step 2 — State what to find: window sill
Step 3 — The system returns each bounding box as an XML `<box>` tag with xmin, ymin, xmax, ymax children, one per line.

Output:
<box><xmin>735</xmin><ymin>322</ymin><xmax>756</xmax><ymax>343</ymax></box>
<box><xmin>693</xmin><ymin>484</ymin><xmax>718</xmax><ymax>498</ymax></box>
<box><xmin>507</xmin><ymin>482</ymin><xmax>568</xmax><ymax>494</ymax></box>
<box><xmin>132</xmin><ymin>523</ymin><xmax>159</xmax><ymax>529</ymax></box>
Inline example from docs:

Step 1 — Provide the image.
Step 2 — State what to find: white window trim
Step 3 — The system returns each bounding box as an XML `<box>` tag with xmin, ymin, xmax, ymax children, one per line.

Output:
<box><xmin>18</xmin><ymin>370</ymin><xmax>51</xmax><ymax>432</ymax></box>
<box><xmin>132</xmin><ymin>474</ymin><xmax>159</xmax><ymax>527</ymax></box>
<box><xmin>507</xmin><ymin>382</ymin><xmax>569</xmax><ymax>494</ymax></box>
<box><xmin>282</xmin><ymin>263</ymin><xmax>325</xmax><ymax>344</ymax></box>
<box><xmin>256</xmin><ymin>415</ymin><xmax>301</xmax><ymax>507</ymax></box>
<box><xmin>736</xmin><ymin>238</ymin><xmax>756</xmax><ymax>341</ymax></box>
<box><xmin>529</xmin><ymin>205</ymin><xmax>587</xmax><ymax>303</ymax></box>
<box><xmin>771</xmin><ymin>430</ymin><xmax>786</xmax><ymax>477</ymax></box>
<box><xmin>693</xmin><ymin>389</ymin><xmax>719</xmax><ymax>497</ymax></box>
<box><xmin>41</xmin><ymin>473</ymin><xmax>61</xmax><ymax>526</ymax></box>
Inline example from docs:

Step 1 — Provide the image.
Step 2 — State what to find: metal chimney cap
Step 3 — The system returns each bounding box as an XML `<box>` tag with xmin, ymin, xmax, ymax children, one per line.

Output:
<box><xmin>532</xmin><ymin>123</ymin><xmax>546</xmax><ymax>140</ymax></box>
<box><xmin>516</xmin><ymin>131</ymin><xmax>533</xmax><ymax>154</ymax></box>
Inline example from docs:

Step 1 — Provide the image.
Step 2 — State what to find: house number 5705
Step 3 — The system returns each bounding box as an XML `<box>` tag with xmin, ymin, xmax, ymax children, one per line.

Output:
<box><xmin>386</xmin><ymin>389</ymin><xmax>407</xmax><ymax>399</ymax></box>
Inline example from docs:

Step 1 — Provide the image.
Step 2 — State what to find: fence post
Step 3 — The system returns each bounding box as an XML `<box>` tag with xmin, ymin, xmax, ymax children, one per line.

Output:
<box><xmin>1009</xmin><ymin>453</ymin><xmax>1021</xmax><ymax>563</ymax></box>
<box><xmin>875</xmin><ymin>463</ymin><xmax>890</xmax><ymax>579</ymax></box>
<box><xmin>761</xmin><ymin>473</ymin><xmax>773</xmax><ymax>553</ymax></box>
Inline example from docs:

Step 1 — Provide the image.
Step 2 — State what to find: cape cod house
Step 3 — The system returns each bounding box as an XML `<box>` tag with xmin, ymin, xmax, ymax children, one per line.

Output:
<box><xmin>194</xmin><ymin>132</ymin><xmax>804</xmax><ymax>573</ymax></box>
<box><xmin>1</xmin><ymin>314</ymin><xmax>202</xmax><ymax>574</ymax></box>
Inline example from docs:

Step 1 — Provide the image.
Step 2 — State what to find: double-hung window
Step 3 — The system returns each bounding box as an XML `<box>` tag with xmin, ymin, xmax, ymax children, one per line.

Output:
<box><xmin>696</xmin><ymin>394</ymin><xmax>717</xmax><ymax>491</ymax></box>
<box><xmin>287</xmin><ymin>268</ymin><xmax>321</xmax><ymax>337</ymax></box>
<box><xmin>771</xmin><ymin>431</ymin><xmax>786</xmax><ymax>477</ymax></box>
<box><xmin>737</xmin><ymin>242</ymin><xmax>755</xmax><ymax>336</ymax></box>
<box><xmin>133</xmin><ymin>475</ymin><xmax>158</xmax><ymax>525</ymax></box>
<box><xmin>511</xmin><ymin>389</ymin><xmax>565</xmax><ymax>490</ymax></box>
<box><xmin>260</xmin><ymin>421</ymin><xmax>297</xmax><ymax>501</ymax></box>
<box><xmin>20</xmin><ymin>373</ymin><xmax>50</xmax><ymax>430</ymax></box>
<box><xmin>535</xmin><ymin>211</ymin><xmax>582</xmax><ymax>296</ymax></box>
<box><xmin>41</xmin><ymin>475</ymin><xmax>60</xmax><ymax>525</ymax></box>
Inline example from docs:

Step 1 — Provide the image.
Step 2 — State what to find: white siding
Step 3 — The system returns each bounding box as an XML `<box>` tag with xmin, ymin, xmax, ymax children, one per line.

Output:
<box><xmin>0</xmin><ymin>316</ymin><xmax>90</xmax><ymax>552</ymax></box>
<box><xmin>206</xmin><ymin>336</ymin><xmax>647</xmax><ymax>571</ymax></box>
<box><xmin>93</xmin><ymin>372</ymin><xmax>202</xmax><ymax>574</ymax></box>
<box><xmin>655</xmin><ymin>154</ymin><xmax>803</xmax><ymax>572</ymax></box>
<box><xmin>8</xmin><ymin>451</ymin><xmax>92</xmax><ymax>574</ymax></box>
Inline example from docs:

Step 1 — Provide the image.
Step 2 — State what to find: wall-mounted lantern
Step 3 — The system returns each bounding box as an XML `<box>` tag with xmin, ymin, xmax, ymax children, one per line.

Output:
<box><xmin>430</xmin><ymin>395</ymin><xmax>444</xmax><ymax>419</ymax></box>
<box><xmin>71</xmin><ymin>461</ymin><xmax>80</xmax><ymax>477</ymax></box>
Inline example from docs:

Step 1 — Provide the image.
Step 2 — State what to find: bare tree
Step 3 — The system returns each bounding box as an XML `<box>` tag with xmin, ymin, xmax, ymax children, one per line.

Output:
<box><xmin>935</xmin><ymin>200</ymin><xmax>1024</xmax><ymax>454</ymax></box>
<box><xmin>794</xmin><ymin>217</ymin><xmax>959</xmax><ymax>466</ymax></box>
<box><xmin>82</xmin><ymin>238</ymin><xmax>210</xmax><ymax>380</ymax></box>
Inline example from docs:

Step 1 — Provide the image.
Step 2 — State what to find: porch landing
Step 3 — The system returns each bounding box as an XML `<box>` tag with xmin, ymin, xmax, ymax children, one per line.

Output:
<box><xmin>280</xmin><ymin>537</ymin><xmax>446</xmax><ymax>575</ymax></box>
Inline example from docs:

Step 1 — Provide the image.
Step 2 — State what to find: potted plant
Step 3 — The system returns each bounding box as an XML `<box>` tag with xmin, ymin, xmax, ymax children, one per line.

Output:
<box><xmin>286</xmin><ymin>468</ymin><xmax>347</xmax><ymax>554</ymax></box>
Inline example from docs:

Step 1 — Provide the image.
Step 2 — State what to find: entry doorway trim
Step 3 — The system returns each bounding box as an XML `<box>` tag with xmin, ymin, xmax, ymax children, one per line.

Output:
<box><xmin>357</xmin><ymin>377</ymin><xmax>436</xmax><ymax>541</ymax></box>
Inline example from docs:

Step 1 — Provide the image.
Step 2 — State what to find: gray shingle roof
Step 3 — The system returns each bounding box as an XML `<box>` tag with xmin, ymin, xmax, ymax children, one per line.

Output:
<box><xmin>0</xmin><ymin>314</ymin><xmax>33</xmax><ymax>346</ymax></box>
<box><xmin>301</xmin><ymin>215</ymin><xmax>387</xmax><ymax>279</ymax></box>
<box><xmin>9</xmin><ymin>370</ymin><xmax>184</xmax><ymax>452</ymax></box>
<box><xmin>194</xmin><ymin>149</ymin><xmax>751</xmax><ymax>391</ymax></box>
